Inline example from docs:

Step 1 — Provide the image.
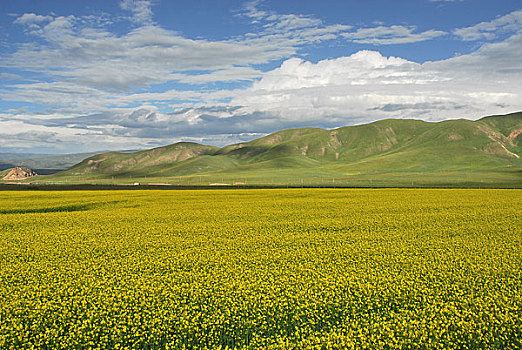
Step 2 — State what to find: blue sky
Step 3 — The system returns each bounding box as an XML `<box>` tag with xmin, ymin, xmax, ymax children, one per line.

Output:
<box><xmin>0</xmin><ymin>0</ymin><xmax>521</xmax><ymax>153</ymax></box>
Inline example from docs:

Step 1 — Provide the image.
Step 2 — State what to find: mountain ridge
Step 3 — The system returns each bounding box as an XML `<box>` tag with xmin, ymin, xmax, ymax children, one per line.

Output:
<box><xmin>24</xmin><ymin>112</ymin><xmax>522</xmax><ymax>187</ymax></box>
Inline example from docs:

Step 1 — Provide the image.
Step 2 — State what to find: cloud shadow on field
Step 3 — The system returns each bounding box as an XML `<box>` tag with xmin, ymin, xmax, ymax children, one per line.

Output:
<box><xmin>0</xmin><ymin>201</ymin><xmax>122</xmax><ymax>214</ymax></box>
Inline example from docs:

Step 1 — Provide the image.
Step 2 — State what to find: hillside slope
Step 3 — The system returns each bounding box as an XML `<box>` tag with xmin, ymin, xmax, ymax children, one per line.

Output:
<box><xmin>65</xmin><ymin>142</ymin><xmax>219</xmax><ymax>177</ymax></box>
<box><xmin>51</xmin><ymin>112</ymin><xmax>522</xmax><ymax>186</ymax></box>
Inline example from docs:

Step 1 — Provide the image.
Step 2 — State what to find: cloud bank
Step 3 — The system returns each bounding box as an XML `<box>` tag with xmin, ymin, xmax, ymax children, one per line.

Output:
<box><xmin>0</xmin><ymin>2</ymin><xmax>521</xmax><ymax>153</ymax></box>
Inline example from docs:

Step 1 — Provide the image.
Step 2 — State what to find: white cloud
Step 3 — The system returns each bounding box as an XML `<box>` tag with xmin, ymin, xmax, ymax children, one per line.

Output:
<box><xmin>3</xmin><ymin>1</ymin><xmax>446</xmax><ymax>104</ymax></box>
<box><xmin>169</xmin><ymin>67</ymin><xmax>263</xmax><ymax>84</ymax></box>
<box><xmin>6</xmin><ymin>34</ymin><xmax>520</xmax><ymax>152</ymax></box>
<box><xmin>2</xmin><ymin>23</ymin><xmax>294</xmax><ymax>94</ymax></box>
<box><xmin>229</xmin><ymin>35</ymin><xmax>522</xmax><ymax>122</ymax></box>
<box><xmin>239</xmin><ymin>1</ymin><xmax>352</xmax><ymax>45</ymax></box>
<box><xmin>342</xmin><ymin>25</ymin><xmax>446</xmax><ymax>45</ymax></box>
<box><xmin>242</xmin><ymin>0</ymin><xmax>267</xmax><ymax>22</ymax></box>
<box><xmin>250</xmin><ymin>51</ymin><xmax>427</xmax><ymax>92</ymax></box>
<box><xmin>428</xmin><ymin>33</ymin><xmax>522</xmax><ymax>76</ymax></box>
<box><xmin>0</xmin><ymin>73</ymin><xmax>22</xmax><ymax>80</ymax></box>
<box><xmin>2</xmin><ymin>3</ymin><xmax>521</xmax><ymax>152</ymax></box>
<box><xmin>14</xmin><ymin>13</ymin><xmax>53</xmax><ymax>25</ymax></box>
<box><xmin>241</xmin><ymin>2</ymin><xmax>443</xmax><ymax>46</ymax></box>
<box><xmin>264</xmin><ymin>14</ymin><xmax>322</xmax><ymax>32</ymax></box>
<box><xmin>454</xmin><ymin>10</ymin><xmax>522</xmax><ymax>41</ymax></box>
<box><xmin>2</xmin><ymin>2</ymin><xmax>356</xmax><ymax>111</ymax></box>
<box><xmin>120</xmin><ymin>0</ymin><xmax>154</xmax><ymax>25</ymax></box>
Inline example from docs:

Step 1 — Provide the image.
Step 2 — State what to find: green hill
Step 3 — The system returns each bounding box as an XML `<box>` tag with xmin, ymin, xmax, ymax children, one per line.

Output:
<box><xmin>65</xmin><ymin>142</ymin><xmax>219</xmax><ymax>177</ymax></box>
<box><xmin>29</xmin><ymin>112</ymin><xmax>522</xmax><ymax>187</ymax></box>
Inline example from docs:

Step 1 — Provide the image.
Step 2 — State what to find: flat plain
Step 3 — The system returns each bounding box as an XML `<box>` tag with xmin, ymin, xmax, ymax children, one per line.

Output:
<box><xmin>0</xmin><ymin>189</ymin><xmax>521</xmax><ymax>349</ymax></box>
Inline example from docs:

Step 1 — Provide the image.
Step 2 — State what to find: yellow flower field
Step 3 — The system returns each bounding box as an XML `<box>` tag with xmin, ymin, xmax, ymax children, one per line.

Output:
<box><xmin>0</xmin><ymin>189</ymin><xmax>520</xmax><ymax>349</ymax></box>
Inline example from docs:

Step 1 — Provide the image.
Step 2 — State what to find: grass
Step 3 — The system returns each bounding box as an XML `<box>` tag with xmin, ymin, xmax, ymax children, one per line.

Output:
<box><xmin>18</xmin><ymin>167</ymin><xmax>521</xmax><ymax>189</ymax></box>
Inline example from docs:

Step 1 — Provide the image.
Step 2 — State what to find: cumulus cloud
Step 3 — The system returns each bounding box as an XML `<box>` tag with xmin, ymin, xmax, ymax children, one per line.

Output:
<box><xmin>0</xmin><ymin>108</ymin><xmax>276</xmax><ymax>153</ymax></box>
<box><xmin>250</xmin><ymin>51</ymin><xmax>428</xmax><ymax>92</ymax></box>
<box><xmin>7</xmin><ymin>33</ymin><xmax>520</xmax><ymax>152</ymax></box>
<box><xmin>454</xmin><ymin>10</ymin><xmax>522</xmax><ymax>41</ymax></box>
<box><xmin>1</xmin><ymin>3</ymin><xmax>521</xmax><ymax>153</ymax></box>
<box><xmin>2</xmin><ymin>1</ymin><xmax>446</xmax><ymax>102</ymax></box>
<box><xmin>230</xmin><ymin>37</ymin><xmax>522</xmax><ymax>122</ymax></box>
<box><xmin>0</xmin><ymin>113</ymin><xmax>161</xmax><ymax>153</ymax></box>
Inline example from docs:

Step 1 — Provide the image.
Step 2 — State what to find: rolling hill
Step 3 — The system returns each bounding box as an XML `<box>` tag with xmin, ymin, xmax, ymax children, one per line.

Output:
<box><xmin>22</xmin><ymin>112</ymin><xmax>522</xmax><ymax>187</ymax></box>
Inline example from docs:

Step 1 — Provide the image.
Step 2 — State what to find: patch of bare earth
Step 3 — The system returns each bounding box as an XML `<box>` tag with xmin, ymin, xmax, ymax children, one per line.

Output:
<box><xmin>2</xmin><ymin>167</ymin><xmax>37</xmax><ymax>180</ymax></box>
<box><xmin>483</xmin><ymin>142</ymin><xmax>520</xmax><ymax>158</ymax></box>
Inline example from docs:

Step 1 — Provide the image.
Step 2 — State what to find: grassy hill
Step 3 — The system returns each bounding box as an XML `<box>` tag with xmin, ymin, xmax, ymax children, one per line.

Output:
<box><xmin>21</xmin><ymin>112</ymin><xmax>522</xmax><ymax>187</ymax></box>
